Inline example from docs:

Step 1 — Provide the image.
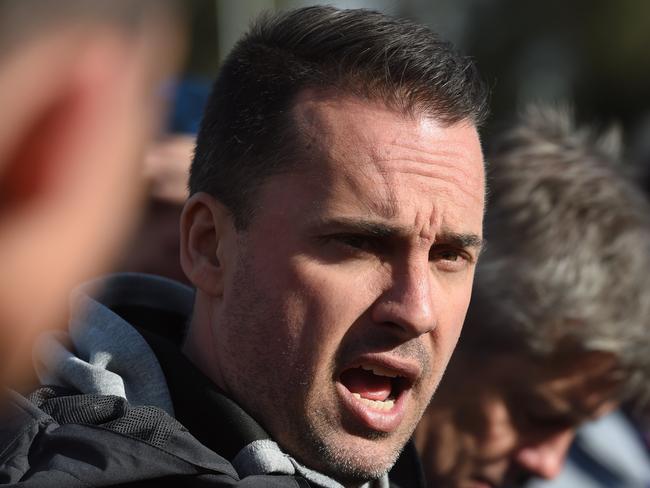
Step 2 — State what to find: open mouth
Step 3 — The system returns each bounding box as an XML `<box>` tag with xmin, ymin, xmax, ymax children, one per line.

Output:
<box><xmin>336</xmin><ymin>361</ymin><xmax>416</xmax><ymax>432</ymax></box>
<box><xmin>340</xmin><ymin>364</ymin><xmax>409</xmax><ymax>410</ymax></box>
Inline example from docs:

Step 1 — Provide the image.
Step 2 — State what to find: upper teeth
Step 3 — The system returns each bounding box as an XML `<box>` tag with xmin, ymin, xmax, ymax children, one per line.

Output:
<box><xmin>360</xmin><ymin>364</ymin><xmax>398</xmax><ymax>378</ymax></box>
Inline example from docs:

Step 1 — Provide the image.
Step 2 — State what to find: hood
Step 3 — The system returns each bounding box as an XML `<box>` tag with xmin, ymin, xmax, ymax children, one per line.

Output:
<box><xmin>34</xmin><ymin>273</ymin><xmax>194</xmax><ymax>415</ymax></box>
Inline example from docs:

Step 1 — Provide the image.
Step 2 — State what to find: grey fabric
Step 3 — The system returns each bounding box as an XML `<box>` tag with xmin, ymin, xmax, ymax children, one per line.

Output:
<box><xmin>34</xmin><ymin>289</ymin><xmax>174</xmax><ymax>415</ymax></box>
<box><xmin>232</xmin><ymin>439</ymin><xmax>295</xmax><ymax>478</ymax></box>
<box><xmin>233</xmin><ymin>439</ymin><xmax>389</xmax><ymax>488</ymax></box>
<box><xmin>289</xmin><ymin>453</ymin><xmax>389</xmax><ymax>488</ymax></box>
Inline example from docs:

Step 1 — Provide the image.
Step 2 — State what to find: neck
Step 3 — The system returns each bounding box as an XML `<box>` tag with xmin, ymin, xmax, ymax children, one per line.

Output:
<box><xmin>181</xmin><ymin>296</ymin><xmax>228</xmax><ymax>394</ymax></box>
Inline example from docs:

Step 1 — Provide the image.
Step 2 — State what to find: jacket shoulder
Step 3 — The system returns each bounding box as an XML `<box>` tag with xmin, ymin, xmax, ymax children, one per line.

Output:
<box><xmin>0</xmin><ymin>387</ymin><xmax>308</xmax><ymax>487</ymax></box>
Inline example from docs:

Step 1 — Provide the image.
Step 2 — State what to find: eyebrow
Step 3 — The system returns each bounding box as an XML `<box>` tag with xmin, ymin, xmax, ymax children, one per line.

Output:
<box><xmin>312</xmin><ymin>217</ymin><xmax>484</xmax><ymax>250</ymax></box>
<box><xmin>437</xmin><ymin>231</ymin><xmax>484</xmax><ymax>250</ymax></box>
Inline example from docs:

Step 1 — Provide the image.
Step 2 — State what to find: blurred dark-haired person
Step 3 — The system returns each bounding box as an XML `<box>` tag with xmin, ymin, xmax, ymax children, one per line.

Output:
<box><xmin>0</xmin><ymin>1</ymin><xmax>180</xmax><ymax>390</ymax></box>
<box><xmin>1</xmin><ymin>6</ymin><xmax>488</xmax><ymax>488</ymax></box>
<box><xmin>414</xmin><ymin>107</ymin><xmax>650</xmax><ymax>488</ymax></box>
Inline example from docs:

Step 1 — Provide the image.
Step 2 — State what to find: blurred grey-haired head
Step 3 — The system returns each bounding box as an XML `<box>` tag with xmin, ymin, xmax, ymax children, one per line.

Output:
<box><xmin>461</xmin><ymin>104</ymin><xmax>650</xmax><ymax>404</ymax></box>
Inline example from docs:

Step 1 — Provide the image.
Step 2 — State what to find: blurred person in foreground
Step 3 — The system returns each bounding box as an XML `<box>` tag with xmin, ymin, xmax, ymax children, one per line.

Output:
<box><xmin>414</xmin><ymin>107</ymin><xmax>650</xmax><ymax>488</ymax></box>
<box><xmin>1</xmin><ymin>6</ymin><xmax>488</xmax><ymax>488</ymax></box>
<box><xmin>0</xmin><ymin>0</ymin><xmax>181</xmax><ymax>389</ymax></box>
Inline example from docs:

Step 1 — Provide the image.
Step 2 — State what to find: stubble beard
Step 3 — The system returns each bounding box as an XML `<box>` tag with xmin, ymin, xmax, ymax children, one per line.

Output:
<box><xmin>224</xmin><ymin>249</ymin><xmax>421</xmax><ymax>486</ymax></box>
<box><xmin>296</xmin><ymin>399</ymin><xmax>405</xmax><ymax>486</ymax></box>
<box><xmin>293</xmin><ymin>368</ymin><xmax>422</xmax><ymax>486</ymax></box>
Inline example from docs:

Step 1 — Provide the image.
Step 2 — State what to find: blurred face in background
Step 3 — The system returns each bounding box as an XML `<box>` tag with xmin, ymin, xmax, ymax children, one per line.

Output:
<box><xmin>0</xmin><ymin>4</ymin><xmax>182</xmax><ymax>387</ymax></box>
<box><xmin>415</xmin><ymin>350</ymin><xmax>621</xmax><ymax>488</ymax></box>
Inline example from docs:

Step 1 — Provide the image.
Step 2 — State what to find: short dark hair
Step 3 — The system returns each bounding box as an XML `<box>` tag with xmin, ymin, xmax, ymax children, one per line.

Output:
<box><xmin>190</xmin><ymin>6</ymin><xmax>488</xmax><ymax>228</ymax></box>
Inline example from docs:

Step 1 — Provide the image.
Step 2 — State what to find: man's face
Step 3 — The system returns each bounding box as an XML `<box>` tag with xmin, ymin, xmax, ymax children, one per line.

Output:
<box><xmin>210</xmin><ymin>93</ymin><xmax>485</xmax><ymax>484</ymax></box>
<box><xmin>415</xmin><ymin>351</ymin><xmax>620</xmax><ymax>488</ymax></box>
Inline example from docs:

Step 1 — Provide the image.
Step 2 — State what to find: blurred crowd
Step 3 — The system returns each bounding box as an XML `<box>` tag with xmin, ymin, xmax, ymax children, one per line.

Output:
<box><xmin>1</xmin><ymin>1</ymin><xmax>649</xmax><ymax>488</ymax></box>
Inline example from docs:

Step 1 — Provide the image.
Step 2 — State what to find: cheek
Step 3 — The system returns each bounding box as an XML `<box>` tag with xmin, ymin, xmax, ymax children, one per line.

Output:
<box><xmin>280</xmin><ymin>258</ymin><xmax>380</xmax><ymax>359</ymax></box>
<box><xmin>451</xmin><ymin>270</ymin><xmax>476</xmax><ymax>319</ymax></box>
<box><xmin>284</xmin><ymin>266</ymin><xmax>358</xmax><ymax>336</ymax></box>
<box><xmin>443</xmin><ymin>269</ymin><xmax>476</xmax><ymax>317</ymax></box>
<box><xmin>430</xmin><ymin>276</ymin><xmax>474</xmax><ymax>362</ymax></box>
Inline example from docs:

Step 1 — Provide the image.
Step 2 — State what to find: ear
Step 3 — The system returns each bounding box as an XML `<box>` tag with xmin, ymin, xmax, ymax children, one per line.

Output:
<box><xmin>180</xmin><ymin>192</ymin><xmax>236</xmax><ymax>296</ymax></box>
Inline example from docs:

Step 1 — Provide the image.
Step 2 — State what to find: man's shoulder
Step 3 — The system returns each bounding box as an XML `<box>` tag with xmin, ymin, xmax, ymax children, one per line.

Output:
<box><xmin>0</xmin><ymin>386</ymin><xmax>309</xmax><ymax>487</ymax></box>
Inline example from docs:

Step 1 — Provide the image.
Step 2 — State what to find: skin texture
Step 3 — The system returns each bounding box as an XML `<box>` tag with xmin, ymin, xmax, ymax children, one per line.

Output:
<box><xmin>415</xmin><ymin>351</ymin><xmax>621</xmax><ymax>488</ymax></box>
<box><xmin>181</xmin><ymin>93</ymin><xmax>485</xmax><ymax>486</ymax></box>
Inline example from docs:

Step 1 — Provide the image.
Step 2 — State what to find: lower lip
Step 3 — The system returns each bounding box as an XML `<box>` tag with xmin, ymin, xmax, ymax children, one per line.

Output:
<box><xmin>336</xmin><ymin>381</ymin><xmax>410</xmax><ymax>432</ymax></box>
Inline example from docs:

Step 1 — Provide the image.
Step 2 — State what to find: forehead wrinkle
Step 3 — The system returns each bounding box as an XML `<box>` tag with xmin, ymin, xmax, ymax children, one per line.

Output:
<box><xmin>371</xmin><ymin>142</ymin><xmax>484</xmax><ymax>207</ymax></box>
<box><xmin>379</xmin><ymin>132</ymin><xmax>483</xmax><ymax>174</ymax></box>
<box><xmin>292</xmin><ymin>94</ymin><xmax>483</xmax><ymax>223</ymax></box>
<box><xmin>386</xmin><ymin>160</ymin><xmax>483</xmax><ymax>206</ymax></box>
<box><xmin>336</xmin><ymin>166</ymin><xmax>399</xmax><ymax>219</ymax></box>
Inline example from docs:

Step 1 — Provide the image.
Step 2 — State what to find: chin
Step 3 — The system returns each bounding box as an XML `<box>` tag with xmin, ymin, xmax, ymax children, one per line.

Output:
<box><xmin>294</xmin><ymin>424</ymin><xmax>406</xmax><ymax>484</ymax></box>
<box><xmin>313</xmin><ymin>445</ymin><xmax>395</xmax><ymax>485</ymax></box>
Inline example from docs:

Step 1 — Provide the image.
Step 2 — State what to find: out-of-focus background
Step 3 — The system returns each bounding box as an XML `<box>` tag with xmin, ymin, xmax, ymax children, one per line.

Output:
<box><xmin>177</xmin><ymin>0</ymin><xmax>650</xmax><ymax>173</ymax></box>
<box><xmin>125</xmin><ymin>0</ymin><xmax>649</xmax><ymax>284</ymax></box>
<box><xmin>124</xmin><ymin>0</ymin><xmax>649</xmax><ymax>285</ymax></box>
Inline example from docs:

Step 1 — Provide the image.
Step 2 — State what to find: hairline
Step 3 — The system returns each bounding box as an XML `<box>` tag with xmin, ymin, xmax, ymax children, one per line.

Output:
<box><xmin>227</xmin><ymin>88</ymin><xmax>483</xmax><ymax>229</ymax></box>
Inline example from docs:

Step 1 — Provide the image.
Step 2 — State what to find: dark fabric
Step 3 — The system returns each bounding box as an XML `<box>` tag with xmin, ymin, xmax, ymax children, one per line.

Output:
<box><xmin>0</xmin><ymin>273</ymin><xmax>424</xmax><ymax>487</ymax></box>
<box><xmin>137</xmin><ymin>326</ymin><xmax>270</xmax><ymax>461</ymax></box>
<box><xmin>0</xmin><ymin>388</ymin><xmax>307</xmax><ymax>487</ymax></box>
<box><xmin>389</xmin><ymin>441</ymin><xmax>427</xmax><ymax>488</ymax></box>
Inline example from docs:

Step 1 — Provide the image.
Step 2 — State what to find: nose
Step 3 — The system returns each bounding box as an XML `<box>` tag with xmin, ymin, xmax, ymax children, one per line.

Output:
<box><xmin>371</xmin><ymin>259</ymin><xmax>435</xmax><ymax>337</ymax></box>
<box><xmin>513</xmin><ymin>429</ymin><xmax>575</xmax><ymax>480</ymax></box>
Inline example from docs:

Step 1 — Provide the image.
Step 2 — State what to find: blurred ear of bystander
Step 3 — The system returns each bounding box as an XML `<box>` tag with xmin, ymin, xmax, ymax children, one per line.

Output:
<box><xmin>0</xmin><ymin>0</ymin><xmax>183</xmax><ymax>391</ymax></box>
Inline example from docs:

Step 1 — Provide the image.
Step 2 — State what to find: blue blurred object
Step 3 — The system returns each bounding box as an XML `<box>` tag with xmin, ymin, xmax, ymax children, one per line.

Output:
<box><xmin>166</xmin><ymin>77</ymin><xmax>212</xmax><ymax>134</ymax></box>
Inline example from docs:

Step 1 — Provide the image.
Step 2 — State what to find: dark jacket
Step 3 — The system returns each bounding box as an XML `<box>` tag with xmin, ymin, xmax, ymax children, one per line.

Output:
<box><xmin>0</xmin><ymin>273</ymin><xmax>425</xmax><ymax>487</ymax></box>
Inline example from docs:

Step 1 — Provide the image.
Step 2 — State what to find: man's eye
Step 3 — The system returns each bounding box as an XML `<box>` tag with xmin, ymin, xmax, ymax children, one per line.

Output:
<box><xmin>334</xmin><ymin>234</ymin><xmax>374</xmax><ymax>251</ymax></box>
<box><xmin>438</xmin><ymin>250</ymin><xmax>461</xmax><ymax>261</ymax></box>
<box><xmin>431</xmin><ymin>248</ymin><xmax>469</xmax><ymax>262</ymax></box>
<box><xmin>430</xmin><ymin>247</ymin><xmax>472</xmax><ymax>271</ymax></box>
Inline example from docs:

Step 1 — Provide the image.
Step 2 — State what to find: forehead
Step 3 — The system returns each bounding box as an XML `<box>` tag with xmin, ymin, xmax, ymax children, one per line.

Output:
<box><xmin>284</xmin><ymin>91</ymin><xmax>485</xmax><ymax>231</ymax></box>
<box><xmin>291</xmin><ymin>90</ymin><xmax>483</xmax><ymax>175</ymax></box>
<box><xmin>487</xmin><ymin>352</ymin><xmax>621</xmax><ymax>416</ymax></box>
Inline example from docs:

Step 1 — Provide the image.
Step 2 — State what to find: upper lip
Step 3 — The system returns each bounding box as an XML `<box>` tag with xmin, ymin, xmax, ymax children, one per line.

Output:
<box><xmin>338</xmin><ymin>353</ymin><xmax>421</xmax><ymax>387</ymax></box>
